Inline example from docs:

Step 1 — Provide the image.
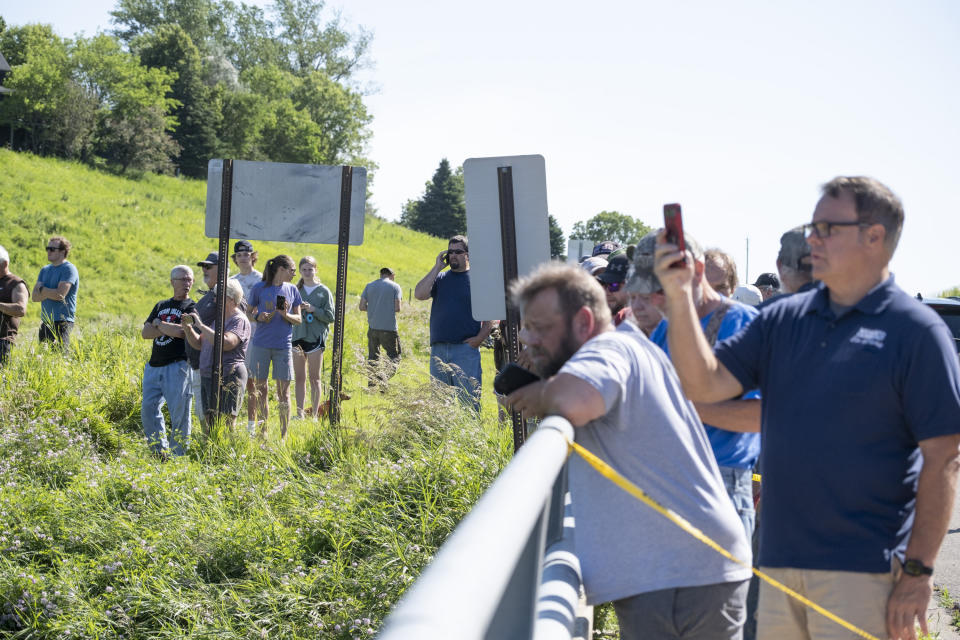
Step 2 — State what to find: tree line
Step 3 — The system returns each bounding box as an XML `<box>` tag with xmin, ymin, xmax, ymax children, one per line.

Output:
<box><xmin>0</xmin><ymin>0</ymin><xmax>373</xmax><ymax>176</ymax></box>
<box><xmin>400</xmin><ymin>158</ymin><xmax>653</xmax><ymax>257</ymax></box>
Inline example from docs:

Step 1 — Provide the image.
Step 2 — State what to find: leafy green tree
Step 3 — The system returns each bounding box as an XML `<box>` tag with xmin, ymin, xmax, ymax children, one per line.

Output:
<box><xmin>940</xmin><ymin>286</ymin><xmax>960</xmax><ymax>298</ymax></box>
<box><xmin>548</xmin><ymin>214</ymin><xmax>565</xmax><ymax>259</ymax></box>
<box><xmin>215</xmin><ymin>86</ymin><xmax>267</xmax><ymax>159</ymax></box>
<box><xmin>290</xmin><ymin>69</ymin><xmax>370</xmax><ymax>164</ymax></box>
<box><xmin>212</xmin><ymin>2</ymin><xmax>283</xmax><ymax>75</ymax></box>
<box><xmin>134</xmin><ymin>24</ymin><xmax>221</xmax><ymax>176</ymax></box>
<box><xmin>401</xmin><ymin>159</ymin><xmax>466</xmax><ymax>239</ymax></box>
<box><xmin>110</xmin><ymin>0</ymin><xmax>222</xmax><ymax>55</ymax></box>
<box><xmin>74</xmin><ymin>34</ymin><xmax>179</xmax><ymax>172</ymax></box>
<box><xmin>0</xmin><ymin>24</ymin><xmax>74</xmax><ymax>154</ymax></box>
<box><xmin>571</xmin><ymin>210</ymin><xmax>652</xmax><ymax>245</ymax></box>
<box><xmin>272</xmin><ymin>0</ymin><xmax>371</xmax><ymax>79</ymax></box>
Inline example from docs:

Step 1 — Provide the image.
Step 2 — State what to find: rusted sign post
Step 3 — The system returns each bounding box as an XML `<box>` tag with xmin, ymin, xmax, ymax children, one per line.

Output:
<box><xmin>205</xmin><ymin>160</ymin><xmax>367</xmax><ymax>428</ymax></box>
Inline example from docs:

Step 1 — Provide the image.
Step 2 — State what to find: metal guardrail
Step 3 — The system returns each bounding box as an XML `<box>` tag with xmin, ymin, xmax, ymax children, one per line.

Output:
<box><xmin>378</xmin><ymin>416</ymin><xmax>590</xmax><ymax>640</ymax></box>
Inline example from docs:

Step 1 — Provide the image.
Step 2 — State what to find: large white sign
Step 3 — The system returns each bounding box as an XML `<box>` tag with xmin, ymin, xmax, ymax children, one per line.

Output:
<box><xmin>463</xmin><ymin>155</ymin><xmax>551</xmax><ymax>321</ymax></box>
<box><xmin>205</xmin><ymin>159</ymin><xmax>367</xmax><ymax>244</ymax></box>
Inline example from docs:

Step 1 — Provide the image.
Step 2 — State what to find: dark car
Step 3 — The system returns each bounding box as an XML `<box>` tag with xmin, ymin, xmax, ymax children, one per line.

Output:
<box><xmin>917</xmin><ymin>295</ymin><xmax>960</xmax><ymax>354</ymax></box>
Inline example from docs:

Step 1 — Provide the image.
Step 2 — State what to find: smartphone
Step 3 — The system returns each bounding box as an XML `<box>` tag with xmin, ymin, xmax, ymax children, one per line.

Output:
<box><xmin>494</xmin><ymin>363</ymin><xmax>541</xmax><ymax>396</ymax></box>
<box><xmin>663</xmin><ymin>203</ymin><xmax>685</xmax><ymax>254</ymax></box>
<box><xmin>443</xmin><ymin>251</ymin><xmax>450</xmax><ymax>266</ymax></box>
<box><xmin>276</xmin><ymin>295</ymin><xmax>286</xmax><ymax>311</ymax></box>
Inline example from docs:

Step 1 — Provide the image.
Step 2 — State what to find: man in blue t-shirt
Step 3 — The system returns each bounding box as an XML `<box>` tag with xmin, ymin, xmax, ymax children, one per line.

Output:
<box><xmin>654</xmin><ymin>177</ymin><xmax>960</xmax><ymax>640</ymax></box>
<box><xmin>32</xmin><ymin>235</ymin><xmax>79</xmax><ymax>350</ymax></box>
<box><xmin>627</xmin><ymin>231</ymin><xmax>761</xmax><ymax>542</ymax></box>
<box><xmin>414</xmin><ymin>235</ymin><xmax>493</xmax><ymax>411</ymax></box>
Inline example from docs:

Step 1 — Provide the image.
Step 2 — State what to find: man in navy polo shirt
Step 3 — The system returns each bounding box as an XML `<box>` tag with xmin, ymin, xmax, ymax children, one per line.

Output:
<box><xmin>654</xmin><ymin>177</ymin><xmax>960</xmax><ymax>640</ymax></box>
<box><xmin>414</xmin><ymin>235</ymin><xmax>494</xmax><ymax>411</ymax></box>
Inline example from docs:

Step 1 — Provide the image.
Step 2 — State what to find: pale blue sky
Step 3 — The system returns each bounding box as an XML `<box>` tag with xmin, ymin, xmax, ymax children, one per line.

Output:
<box><xmin>5</xmin><ymin>0</ymin><xmax>960</xmax><ymax>295</ymax></box>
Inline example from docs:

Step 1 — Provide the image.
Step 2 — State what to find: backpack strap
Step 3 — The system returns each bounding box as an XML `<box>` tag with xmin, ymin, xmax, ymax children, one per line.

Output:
<box><xmin>703</xmin><ymin>298</ymin><xmax>733</xmax><ymax>347</ymax></box>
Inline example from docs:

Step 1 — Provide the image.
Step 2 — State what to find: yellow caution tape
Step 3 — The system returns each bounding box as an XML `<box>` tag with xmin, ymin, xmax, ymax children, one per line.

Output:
<box><xmin>567</xmin><ymin>439</ymin><xmax>879</xmax><ymax>640</ymax></box>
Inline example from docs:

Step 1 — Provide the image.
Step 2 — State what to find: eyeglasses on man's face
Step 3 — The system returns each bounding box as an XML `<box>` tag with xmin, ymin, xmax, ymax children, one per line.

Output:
<box><xmin>802</xmin><ymin>221</ymin><xmax>870</xmax><ymax>239</ymax></box>
<box><xmin>46</xmin><ymin>246</ymin><xmax>63</xmax><ymax>252</ymax></box>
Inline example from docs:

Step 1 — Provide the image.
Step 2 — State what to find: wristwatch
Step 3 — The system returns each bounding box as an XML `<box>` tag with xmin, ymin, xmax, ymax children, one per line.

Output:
<box><xmin>902</xmin><ymin>559</ymin><xmax>934</xmax><ymax>577</ymax></box>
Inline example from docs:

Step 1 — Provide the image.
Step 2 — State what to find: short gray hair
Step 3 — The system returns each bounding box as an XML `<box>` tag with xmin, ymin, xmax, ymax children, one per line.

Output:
<box><xmin>171</xmin><ymin>265</ymin><xmax>193</xmax><ymax>280</ymax></box>
<box><xmin>223</xmin><ymin>278</ymin><xmax>244</xmax><ymax>305</ymax></box>
<box><xmin>0</xmin><ymin>245</ymin><xmax>8</xmax><ymax>266</ymax></box>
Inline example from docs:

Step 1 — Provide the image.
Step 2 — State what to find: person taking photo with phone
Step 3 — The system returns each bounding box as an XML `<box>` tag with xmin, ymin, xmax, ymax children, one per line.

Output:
<box><xmin>291</xmin><ymin>256</ymin><xmax>334</xmax><ymax>419</ymax></box>
<box><xmin>140</xmin><ymin>265</ymin><xmax>196</xmax><ymax>459</ymax></box>
<box><xmin>182</xmin><ymin>278</ymin><xmax>251</xmax><ymax>433</ymax></box>
<box><xmin>246</xmin><ymin>255</ymin><xmax>302</xmax><ymax>439</ymax></box>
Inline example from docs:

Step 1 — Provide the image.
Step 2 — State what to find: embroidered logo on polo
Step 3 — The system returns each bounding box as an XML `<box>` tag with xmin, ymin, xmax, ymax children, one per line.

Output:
<box><xmin>850</xmin><ymin>327</ymin><xmax>886</xmax><ymax>349</ymax></box>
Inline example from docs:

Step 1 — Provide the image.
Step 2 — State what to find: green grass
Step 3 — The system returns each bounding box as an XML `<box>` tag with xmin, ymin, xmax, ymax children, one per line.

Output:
<box><xmin>0</xmin><ymin>151</ymin><xmax>514</xmax><ymax>637</ymax></box>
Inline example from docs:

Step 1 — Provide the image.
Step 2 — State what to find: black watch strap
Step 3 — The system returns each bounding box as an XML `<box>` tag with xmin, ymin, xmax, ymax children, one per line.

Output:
<box><xmin>902</xmin><ymin>559</ymin><xmax>934</xmax><ymax>577</ymax></box>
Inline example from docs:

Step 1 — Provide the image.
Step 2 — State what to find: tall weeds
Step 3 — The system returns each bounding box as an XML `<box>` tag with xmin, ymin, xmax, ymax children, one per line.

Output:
<box><xmin>0</xmin><ymin>331</ymin><xmax>511</xmax><ymax>637</ymax></box>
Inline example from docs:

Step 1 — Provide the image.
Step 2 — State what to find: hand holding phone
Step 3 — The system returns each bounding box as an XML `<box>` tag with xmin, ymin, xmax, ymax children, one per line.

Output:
<box><xmin>494</xmin><ymin>363</ymin><xmax>542</xmax><ymax>396</ymax></box>
<box><xmin>663</xmin><ymin>203</ymin><xmax>686</xmax><ymax>266</ymax></box>
<box><xmin>276</xmin><ymin>295</ymin><xmax>286</xmax><ymax>312</ymax></box>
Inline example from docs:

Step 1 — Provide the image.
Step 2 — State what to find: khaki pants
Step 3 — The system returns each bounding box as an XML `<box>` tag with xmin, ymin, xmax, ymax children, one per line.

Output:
<box><xmin>757</xmin><ymin>565</ymin><xmax>896</xmax><ymax>640</ymax></box>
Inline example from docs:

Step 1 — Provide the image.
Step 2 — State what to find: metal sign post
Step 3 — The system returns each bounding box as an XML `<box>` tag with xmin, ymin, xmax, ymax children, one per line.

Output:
<box><xmin>211</xmin><ymin>159</ymin><xmax>234</xmax><ymax>420</ymax></box>
<box><xmin>497</xmin><ymin>166</ymin><xmax>526</xmax><ymax>451</ymax></box>
<box><xmin>204</xmin><ymin>159</ymin><xmax>367</xmax><ymax>431</ymax></box>
<box><xmin>328</xmin><ymin>166</ymin><xmax>353</xmax><ymax>426</ymax></box>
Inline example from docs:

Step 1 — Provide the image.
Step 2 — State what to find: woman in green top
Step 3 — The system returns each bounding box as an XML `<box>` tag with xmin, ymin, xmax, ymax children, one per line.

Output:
<box><xmin>291</xmin><ymin>256</ymin><xmax>335</xmax><ymax>419</ymax></box>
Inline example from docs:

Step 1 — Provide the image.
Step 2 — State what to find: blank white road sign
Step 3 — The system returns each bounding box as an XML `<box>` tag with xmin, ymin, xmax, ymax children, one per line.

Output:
<box><xmin>567</xmin><ymin>238</ymin><xmax>597</xmax><ymax>263</ymax></box>
<box><xmin>205</xmin><ymin>159</ymin><xmax>367</xmax><ymax>244</ymax></box>
<box><xmin>463</xmin><ymin>155</ymin><xmax>550</xmax><ymax>321</ymax></box>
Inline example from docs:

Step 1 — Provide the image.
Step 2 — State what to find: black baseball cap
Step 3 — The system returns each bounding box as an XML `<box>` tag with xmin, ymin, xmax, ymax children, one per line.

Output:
<box><xmin>754</xmin><ymin>273</ymin><xmax>780</xmax><ymax>289</ymax></box>
<box><xmin>597</xmin><ymin>255</ymin><xmax>630</xmax><ymax>284</ymax></box>
<box><xmin>233</xmin><ymin>240</ymin><xmax>254</xmax><ymax>253</ymax></box>
<box><xmin>197</xmin><ymin>252</ymin><xmax>219</xmax><ymax>267</ymax></box>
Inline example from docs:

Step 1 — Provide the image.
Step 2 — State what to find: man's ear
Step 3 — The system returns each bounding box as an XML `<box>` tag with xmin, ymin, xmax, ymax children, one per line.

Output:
<box><xmin>572</xmin><ymin>306</ymin><xmax>596</xmax><ymax>342</ymax></box>
<box><xmin>692</xmin><ymin>257</ymin><xmax>705</xmax><ymax>284</ymax></box>
<box><xmin>863</xmin><ymin>223</ymin><xmax>886</xmax><ymax>252</ymax></box>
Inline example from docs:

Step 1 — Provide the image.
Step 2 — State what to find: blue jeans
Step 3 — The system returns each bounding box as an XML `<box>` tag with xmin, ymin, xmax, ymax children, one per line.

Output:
<box><xmin>430</xmin><ymin>342</ymin><xmax>481</xmax><ymax>412</ymax></box>
<box><xmin>719</xmin><ymin>466</ymin><xmax>755</xmax><ymax>541</ymax></box>
<box><xmin>141</xmin><ymin>360</ymin><xmax>193</xmax><ymax>456</ymax></box>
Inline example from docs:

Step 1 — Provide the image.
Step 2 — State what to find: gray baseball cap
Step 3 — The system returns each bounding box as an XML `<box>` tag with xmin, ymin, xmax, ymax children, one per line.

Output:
<box><xmin>625</xmin><ymin>230</ymin><xmax>703</xmax><ymax>294</ymax></box>
<box><xmin>778</xmin><ymin>227</ymin><xmax>812</xmax><ymax>272</ymax></box>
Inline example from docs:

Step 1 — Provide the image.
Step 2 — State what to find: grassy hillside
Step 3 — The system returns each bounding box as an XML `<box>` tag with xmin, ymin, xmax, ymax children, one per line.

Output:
<box><xmin>0</xmin><ymin>151</ymin><xmax>513</xmax><ymax>637</ymax></box>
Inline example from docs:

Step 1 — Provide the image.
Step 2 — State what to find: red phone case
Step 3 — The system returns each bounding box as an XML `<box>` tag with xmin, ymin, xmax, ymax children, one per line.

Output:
<box><xmin>664</xmin><ymin>203</ymin><xmax>685</xmax><ymax>254</ymax></box>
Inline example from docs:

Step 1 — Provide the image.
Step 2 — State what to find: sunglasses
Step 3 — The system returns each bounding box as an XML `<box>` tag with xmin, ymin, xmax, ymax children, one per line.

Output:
<box><xmin>447</xmin><ymin>249</ymin><xmax>467</xmax><ymax>255</ymax></box>
<box><xmin>46</xmin><ymin>246</ymin><xmax>63</xmax><ymax>252</ymax></box>
<box><xmin>600</xmin><ymin>280</ymin><xmax>624</xmax><ymax>292</ymax></box>
<box><xmin>802</xmin><ymin>221</ymin><xmax>870</xmax><ymax>239</ymax></box>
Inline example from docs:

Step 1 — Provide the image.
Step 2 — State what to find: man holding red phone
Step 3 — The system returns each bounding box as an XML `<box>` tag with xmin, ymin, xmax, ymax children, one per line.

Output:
<box><xmin>655</xmin><ymin>177</ymin><xmax>960</xmax><ymax>640</ymax></box>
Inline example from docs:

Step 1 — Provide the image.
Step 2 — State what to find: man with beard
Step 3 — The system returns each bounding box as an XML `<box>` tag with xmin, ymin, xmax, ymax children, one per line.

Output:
<box><xmin>502</xmin><ymin>262</ymin><xmax>751</xmax><ymax>640</ymax></box>
<box><xmin>414</xmin><ymin>235</ymin><xmax>493</xmax><ymax>411</ymax></box>
<box><xmin>596</xmin><ymin>254</ymin><xmax>633</xmax><ymax>326</ymax></box>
